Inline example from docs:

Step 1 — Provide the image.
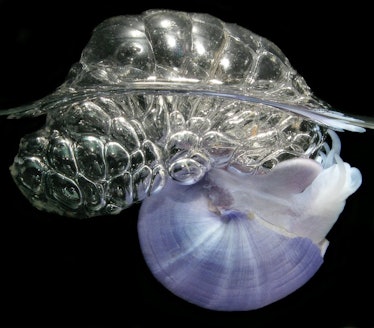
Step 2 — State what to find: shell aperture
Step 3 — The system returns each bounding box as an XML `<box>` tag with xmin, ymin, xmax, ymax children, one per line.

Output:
<box><xmin>1</xmin><ymin>9</ymin><xmax>372</xmax><ymax>311</ymax></box>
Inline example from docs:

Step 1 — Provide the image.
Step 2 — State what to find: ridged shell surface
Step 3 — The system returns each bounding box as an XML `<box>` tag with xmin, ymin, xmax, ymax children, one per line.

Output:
<box><xmin>138</xmin><ymin>152</ymin><xmax>362</xmax><ymax>311</ymax></box>
<box><xmin>138</xmin><ymin>167</ymin><xmax>324</xmax><ymax>311</ymax></box>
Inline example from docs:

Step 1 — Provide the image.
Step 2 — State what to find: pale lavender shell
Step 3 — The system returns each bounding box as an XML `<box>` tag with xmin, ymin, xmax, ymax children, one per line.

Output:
<box><xmin>138</xmin><ymin>151</ymin><xmax>361</xmax><ymax>311</ymax></box>
<box><xmin>137</xmin><ymin>162</ymin><xmax>322</xmax><ymax>311</ymax></box>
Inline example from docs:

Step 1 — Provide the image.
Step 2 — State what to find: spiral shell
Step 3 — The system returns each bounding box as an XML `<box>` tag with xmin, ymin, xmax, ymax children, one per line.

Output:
<box><xmin>138</xmin><ymin>136</ymin><xmax>361</xmax><ymax>311</ymax></box>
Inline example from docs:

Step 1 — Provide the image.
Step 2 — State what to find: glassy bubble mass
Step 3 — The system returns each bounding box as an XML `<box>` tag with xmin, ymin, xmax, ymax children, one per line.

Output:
<box><xmin>0</xmin><ymin>6</ymin><xmax>373</xmax><ymax>324</ymax></box>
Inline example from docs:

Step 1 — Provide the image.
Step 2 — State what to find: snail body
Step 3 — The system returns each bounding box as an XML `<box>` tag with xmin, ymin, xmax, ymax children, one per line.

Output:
<box><xmin>1</xmin><ymin>10</ymin><xmax>371</xmax><ymax>311</ymax></box>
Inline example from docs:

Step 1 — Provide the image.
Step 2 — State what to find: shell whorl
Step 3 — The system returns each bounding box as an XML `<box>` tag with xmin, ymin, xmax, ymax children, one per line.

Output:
<box><xmin>138</xmin><ymin>168</ymin><xmax>324</xmax><ymax>311</ymax></box>
<box><xmin>137</xmin><ymin>151</ymin><xmax>361</xmax><ymax>311</ymax></box>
